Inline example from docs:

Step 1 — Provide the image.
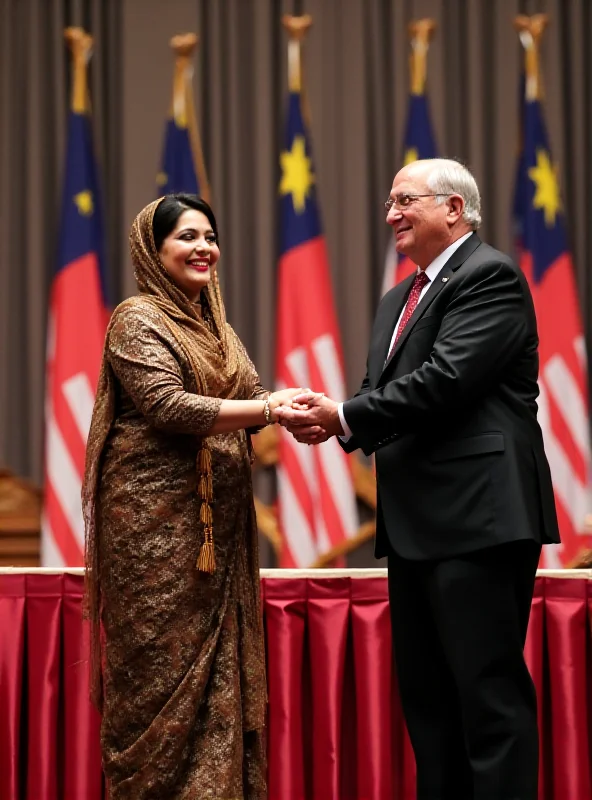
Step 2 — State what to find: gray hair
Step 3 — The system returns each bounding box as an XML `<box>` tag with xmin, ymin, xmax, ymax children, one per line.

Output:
<box><xmin>423</xmin><ymin>159</ymin><xmax>482</xmax><ymax>229</ymax></box>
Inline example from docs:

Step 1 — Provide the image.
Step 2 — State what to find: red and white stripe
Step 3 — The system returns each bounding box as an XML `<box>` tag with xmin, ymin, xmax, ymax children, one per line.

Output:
<box><xmin>536</xmin><ymin>336</ymin><xmax>592</xmax><ymax>568</ymax></box>
<box><xmin>277</xmin><ymin>337</ymin><xmax>358</xmax><ymax>567</ymax></box>
<box><xmin>42</xmin><ymin>256</ymin><xmax>106</xmax><ymax>566</ymax></box>
<box><xmin>518</xmin><ymin>249</ymin><xmax>592</xmax><ymax>566</ymax></box>
<box><xmin>276</xmin><ymin>239</ymin><xmax>358</xmax><ymax>567</ymax></box>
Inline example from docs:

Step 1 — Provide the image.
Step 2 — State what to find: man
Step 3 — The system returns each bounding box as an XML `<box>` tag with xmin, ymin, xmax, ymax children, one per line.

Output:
<box><xmin>276</xmin><ymin>158</ymin><xmax>559</xmax><ymax>800</ymax></box>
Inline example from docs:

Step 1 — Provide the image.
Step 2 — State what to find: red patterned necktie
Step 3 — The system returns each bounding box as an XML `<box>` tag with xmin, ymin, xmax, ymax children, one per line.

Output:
<box><xmin>388</xmin><ymin>270</ymin><xmax>430</xmax><ymax>360</ymax></box>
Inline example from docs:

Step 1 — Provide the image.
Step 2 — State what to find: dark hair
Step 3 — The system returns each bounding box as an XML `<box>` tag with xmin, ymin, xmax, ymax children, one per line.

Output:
<box><xmin>152</xmin><ymin>193</ymin><xmax>219</xmax><ymax>252</ymax></box>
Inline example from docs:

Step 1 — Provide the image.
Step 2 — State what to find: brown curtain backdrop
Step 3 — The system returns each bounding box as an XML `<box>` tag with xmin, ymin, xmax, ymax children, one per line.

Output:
<box><xmin>1</xmin><ymin>0</ymin><xmax>591</xmax><ymax>494</ymax></box>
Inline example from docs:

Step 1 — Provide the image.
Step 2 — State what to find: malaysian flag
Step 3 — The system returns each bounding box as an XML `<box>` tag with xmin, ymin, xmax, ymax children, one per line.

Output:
<box><xmin>513</xmin><ymin>81</ymin><xmax>592</xmax><ymax>567</ymax></box>
<box><xmin>41</xmin><ymin>34</ymin><xmax>108</xmax><ymax>566</ymax></box>
<box><xmin>276</xmin><ymin>87</ymin><xmax>358</xmax><ymax>568</ymax></box>
<box><xmin>381</xmin><ymin>21</ymin><xmax>437</xmax><ymax>297</ymax></box>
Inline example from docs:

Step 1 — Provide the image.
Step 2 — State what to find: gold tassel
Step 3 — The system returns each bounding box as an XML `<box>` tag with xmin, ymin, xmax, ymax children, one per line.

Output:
<box><xmin>198</xmin><ymin>473</ymin><xmax>213</xmax><ymax>501</ymax></box>
<box><xmin>196</xmin><ymin>541</ymin><xmax>215</xmax><ymax>572</ymax></box>
<box><xmin>200</xmin><ymin>503</ymin><xmax>213</xmax><ymax>525</ymax></box>
<box><xmin>196</xmin><ymin>527</ymin><xmax>216</xmax><ymax>573</ymax></box>
<box><xmin>199</xmin><ymin>447</ymin><xmax>212</xmax><ymax>471</ymax></box>
<box><xmin>196</xmin><ymin>441</ymin><xmax>215</xmax><ymax>572</ymax></box>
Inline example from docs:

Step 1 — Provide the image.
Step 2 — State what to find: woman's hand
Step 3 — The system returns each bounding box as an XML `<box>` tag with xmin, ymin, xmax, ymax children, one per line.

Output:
<box><xmin>267</xmin><ymin>388</ymin><xmax>307</xmax><ymax>421</ymax></box>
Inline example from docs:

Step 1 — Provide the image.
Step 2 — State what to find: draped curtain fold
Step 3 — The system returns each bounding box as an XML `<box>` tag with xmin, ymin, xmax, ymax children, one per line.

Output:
<box><xmin>2</xmin><ymin>0</ymin><xmax>591</xmax><ymax>496</ymax></box>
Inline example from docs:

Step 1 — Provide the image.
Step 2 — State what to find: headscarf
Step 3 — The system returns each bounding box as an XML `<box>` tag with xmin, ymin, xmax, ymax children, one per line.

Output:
<box><xmin>82</xmin><ymin>197</ymin><xmax>241</xmax><ymax>708</ymax></box>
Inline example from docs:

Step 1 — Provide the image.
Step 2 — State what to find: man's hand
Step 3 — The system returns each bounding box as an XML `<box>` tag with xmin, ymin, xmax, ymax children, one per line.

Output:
<box><xmin>275</xmin><ymin>392</ymin><xmax>343</xmax><ymax>444</ymax></box>
<box><xmin>267</xmin><ymin>387</ymin><xmax>306</xmax><ymax>422</ymax></box>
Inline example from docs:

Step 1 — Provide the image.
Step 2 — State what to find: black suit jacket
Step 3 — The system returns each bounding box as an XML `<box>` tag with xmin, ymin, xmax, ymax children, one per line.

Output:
<box><xmin>341</xmin><ymin>233</ymin><xmax>560</xmax><ymax>560</ymax></box>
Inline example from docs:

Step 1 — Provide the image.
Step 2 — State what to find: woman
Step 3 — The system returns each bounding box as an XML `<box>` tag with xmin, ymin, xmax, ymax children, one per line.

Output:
<box><xmin>82</xmin><ymin>194</ymin><xmax>301</xmax><ymax>799</ymax></box>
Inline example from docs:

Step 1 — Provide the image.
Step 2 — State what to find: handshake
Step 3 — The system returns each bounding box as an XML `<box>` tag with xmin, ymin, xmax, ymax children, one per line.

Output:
<box><xmin>266</xmin><ymin>388</ymin><xmax>344</xmax><ymax>445</ymax></box>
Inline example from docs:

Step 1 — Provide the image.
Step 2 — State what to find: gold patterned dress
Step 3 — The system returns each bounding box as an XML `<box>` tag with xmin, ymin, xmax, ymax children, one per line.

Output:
<box><xmin>83</xmin><ymin>201</ymin><xmax>267</xmax><ymax>799</ymax></box>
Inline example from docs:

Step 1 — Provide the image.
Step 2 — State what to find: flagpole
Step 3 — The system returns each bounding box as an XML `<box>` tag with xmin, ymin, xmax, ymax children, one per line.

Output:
<box><xmin>169</xmin><ymin>33</ymin><xmax>211</xmax><ymax>204</ymax></box>
<box><xmin>64</xmin><ymin>27</ymin><xmax>93</xmax><ymax>114</ymax></box>
<box><xmin>408</xmin><ymin>18</ymin><xmax>436</xmax><ymax>96</ymax></box>
<box><xmin>282</xmin><ymin>14</ymin><xmax>313</xmax><ymax>127</ymax></box>
<box><xmin>514</xmin><ymin>14</ymin><xmax>548</xmax><ymax>101</ymax></box>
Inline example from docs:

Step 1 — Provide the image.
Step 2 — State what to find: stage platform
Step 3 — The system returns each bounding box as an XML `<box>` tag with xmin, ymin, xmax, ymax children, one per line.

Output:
<box><xmin>1</xmin><ymin>569</ymin><xmax>591</xmax><ymax>800</ymax></box>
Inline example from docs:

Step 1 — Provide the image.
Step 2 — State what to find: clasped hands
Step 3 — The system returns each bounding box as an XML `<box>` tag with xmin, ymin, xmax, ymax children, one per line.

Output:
<box><xmin>267</xmin><ymin>388</ymin><xmax>343</xmax><ymax>445</ymax></box>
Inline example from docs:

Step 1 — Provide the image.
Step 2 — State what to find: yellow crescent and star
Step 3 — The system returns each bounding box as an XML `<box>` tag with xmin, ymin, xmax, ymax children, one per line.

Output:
<box><xmin>403</xmin><ymin>147</ymin><xmax>418</xmax><ymax>166</ymax></box>
<box><xmin>528</xmin><ymin>148</ymin><xmax>561</xmax><ymax>228</ymax></box>
<box><xmin>74</xmin><ymin>189</ymin><xmax>94</xmax><ymax>216</ymax></box>
<box><xmin>280</xmin><ymin>134</ymin><xmax>315</xmax><ymax>214</ymax></box>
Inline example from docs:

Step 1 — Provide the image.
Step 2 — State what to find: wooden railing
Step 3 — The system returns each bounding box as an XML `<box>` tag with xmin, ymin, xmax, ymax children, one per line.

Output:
<box><xmin>0</xmin><ymin>469</ymin><xmax>41</xmax><ymax>567</ymax></box>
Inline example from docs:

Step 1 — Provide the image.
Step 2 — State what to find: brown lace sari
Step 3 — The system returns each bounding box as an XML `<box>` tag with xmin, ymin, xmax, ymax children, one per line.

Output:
<box><xmin>82</xmin><ymin>200</ymin><xmax>268</xmax><ymax>799</ymax></box>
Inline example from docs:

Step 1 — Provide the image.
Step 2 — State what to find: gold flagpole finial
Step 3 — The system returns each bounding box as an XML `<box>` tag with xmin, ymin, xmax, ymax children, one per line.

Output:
<box><xmin>514</xmin><ymin>14</ymin><xmax>549</xmax><ymax>101</ymax></box>
<box><xmin>168</xmin><ymin>32</ymin><xmax>210</xmax><ymax>203</ymax></box>
<box><xmin>408</xmin><ymin>18</ymin><xmax>437</xmax><ymax>96</ymax></box>
<box><xmin>171</xmin><ymin>32</ymin><xmax>198</xmax><ymax>59</ymax></box>
<box><xmin>170</xmin><ymin>33</ymin><xmax>198</xmax><ymax>128</ymax></box>
<box><xmin>282</xmin><ymin>15</ymin><xmax>313</xmax><ymax>93</ymax></box>
<box><xmin>64</xmin><ymin>27</ymin><xmax>93</xmax><ymax>113</ymax></box>
<box><xmin>282</xmin><ymin>14</ymin><xmax>313</xmax><ymax>41</ymax></box>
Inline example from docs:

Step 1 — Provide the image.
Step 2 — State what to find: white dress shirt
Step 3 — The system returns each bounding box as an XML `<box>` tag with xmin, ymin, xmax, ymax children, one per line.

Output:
<box><xmin>338</xmin><ymin>232</ymin><xmax>473</xmax><ymax>440</ymax></box>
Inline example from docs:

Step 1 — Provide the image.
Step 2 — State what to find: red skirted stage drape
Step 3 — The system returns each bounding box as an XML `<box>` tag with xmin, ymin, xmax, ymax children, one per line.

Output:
<box><xmin>0</xmin><ymin>568</ymin><xmax>591</xmax><ymax>800</ymax></box>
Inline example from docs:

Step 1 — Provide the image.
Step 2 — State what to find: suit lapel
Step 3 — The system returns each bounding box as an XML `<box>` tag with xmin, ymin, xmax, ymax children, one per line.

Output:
<box><xmin>369</xmin><ymin>274</ymin><xmax>415</xmax><ymax>386</ymax></box>
<box><xmin>379</xmin><ymin>233</ymin><xmax>482</xmax><ymax>380</ymax></box>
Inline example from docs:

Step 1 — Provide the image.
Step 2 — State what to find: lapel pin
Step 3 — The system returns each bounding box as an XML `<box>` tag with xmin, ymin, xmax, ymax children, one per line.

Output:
<box><xmin>442</xmin><ymin>276</ymin><xmax>449</xmax><ymax>283</ymax></box>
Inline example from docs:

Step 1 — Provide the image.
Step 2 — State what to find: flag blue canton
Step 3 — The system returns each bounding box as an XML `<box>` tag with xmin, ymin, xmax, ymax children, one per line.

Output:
<box><xmin>519</xmin><ymin>99</ymin><xmax>567</xmax><ymax>282</ymax></box>
<box><xmin>279</xmin><ymin>92</ymin><xmax>321</xmax><ymax>255</ymax></box>
<box><xmin>403</xmin><ymin>94</ymin><xmax>437</xmax><ymax>158</ymax></box>
<box><xmin>57</xmin><ymin>112</ymin><xmax>107</xmax><ymax>299</ymax></box>
<box><xmin>158</xmin><ymin>119</ymin><xmax>199</xmax><ymax>196</ymax></box>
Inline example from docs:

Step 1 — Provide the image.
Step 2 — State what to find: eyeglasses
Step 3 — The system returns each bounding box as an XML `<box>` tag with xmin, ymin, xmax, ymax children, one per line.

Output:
<box><xmin>384</xmin><ymin>193</ymin><xmax>452</xmax><ymax>211</ymax></box>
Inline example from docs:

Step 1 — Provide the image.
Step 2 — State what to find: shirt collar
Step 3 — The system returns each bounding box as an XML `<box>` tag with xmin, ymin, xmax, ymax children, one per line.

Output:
<box><xmin>419</xmin><ymin>231</ymin><xmax>473</xmax><ymax>283</ymax></box>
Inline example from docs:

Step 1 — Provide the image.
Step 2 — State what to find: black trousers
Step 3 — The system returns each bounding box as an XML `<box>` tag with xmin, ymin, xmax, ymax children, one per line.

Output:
<box><xmin>387</xmin><ymin>539</ymin><xmax>541</xmax><ymax>800</ymax></box>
